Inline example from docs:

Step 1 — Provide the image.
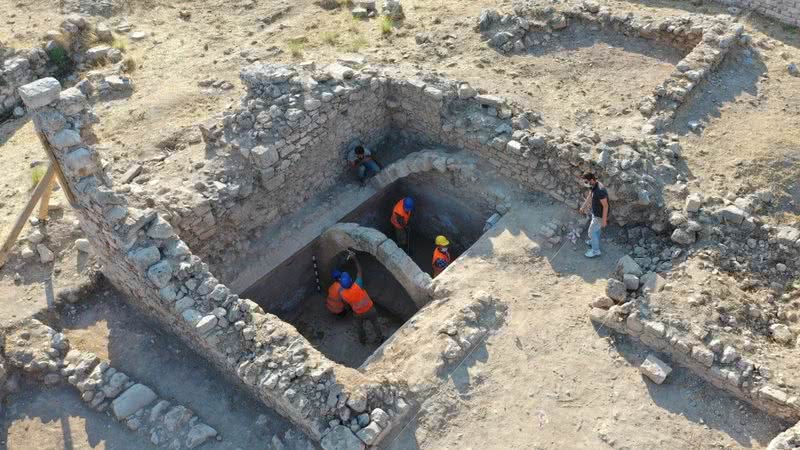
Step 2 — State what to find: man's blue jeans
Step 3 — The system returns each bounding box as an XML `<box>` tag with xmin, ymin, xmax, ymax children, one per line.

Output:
<box><xmin>357</xmin><ymin>160</ymin><xmax>381</xmax><ymax>180</ymax></box>
<box><xmin>588</xmin><ymin>215</ymin><xmax>602</xmax><ymax>253</ymax></box>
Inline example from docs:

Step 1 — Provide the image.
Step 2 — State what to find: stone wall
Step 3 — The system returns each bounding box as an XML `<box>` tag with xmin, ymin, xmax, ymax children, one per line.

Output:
<box><xmin>0</xmin><ymin>44</ymin><xmax>50</xmax><ymax>118</ymax></box>
<box><xmin>698</xmin><ymin>0</ymin><xmax>800</xmax><ymax>27</ymax></box>
<box><xmin>21</xmin><ymin>77</ymin><xmax>412</xmax><ymax>448</ymax></box>
<box><xmin>479</xmin><ymin>1</ymin><xmax>745</xmax><ymax>133</ymax></box>
<box><xmin>166</xmin><ymin>63</ymin><xmax>391</xmax><ymax>265</ymax></box>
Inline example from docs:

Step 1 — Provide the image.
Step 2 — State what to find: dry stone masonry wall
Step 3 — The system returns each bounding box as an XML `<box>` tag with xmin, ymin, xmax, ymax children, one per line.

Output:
<box><xmin>2</xmin><ymin>319</ymin><xmax>220</xmax><ymax>449</ymax></box>
<box><xmin>479</xmin><ymin>1</ymin><xmax>746</xmax><ymax>133</ymax></box>
<box><xmin>20</xmin><ymin>77</ymin><xmax>413</xmax><ymax>449</ymax></box>
<box><xmin>169</xmin><ymin>60</ymin><xmax>692</xmax><ymax>268</ymax></box>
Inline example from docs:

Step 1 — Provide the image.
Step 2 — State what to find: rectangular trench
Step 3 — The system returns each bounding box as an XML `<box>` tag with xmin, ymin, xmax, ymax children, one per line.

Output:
<box><xmin>241</xmin><ymin>177</ymin><xmax>493</xmax><ymax>368</ymax></box>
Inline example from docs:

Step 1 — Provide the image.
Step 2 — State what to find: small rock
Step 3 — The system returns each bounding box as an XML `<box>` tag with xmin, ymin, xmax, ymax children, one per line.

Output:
<box><xmin>186</xmin><ymin>424</ymin><xmax>217</xmax><ymax>449</ymax></box>
<box><xmin>75</xmin><ymin>239</ymin><xmax>91</xmax><ymax>253</ymax></box>
<box><xmin>605</xmin><ymin>279</ymin><xmax>626</xmax><ymax>302</ymax></box>
<box><xmin>37</xmin><ymin>244</ymin><xmax>54</xmax><ymax>263</ymax></box>
<box><xmin>640</xmin><ymin>354</ymin><xmax>672</xmax><ymax>384</ymax></box>
<box><xmin>770</xmin><ymin>324</ymin><xmax>794</xmax><ymax>345</ymax></box>
<box><xmin>788</xmin><ymin>63</ymin><xmax>799</xmax><ymax>77</ymax></box>
<box><xmin>591</xmin><ymin>296</ymin><xmax>614</xmax><ymax>309</ymax></box>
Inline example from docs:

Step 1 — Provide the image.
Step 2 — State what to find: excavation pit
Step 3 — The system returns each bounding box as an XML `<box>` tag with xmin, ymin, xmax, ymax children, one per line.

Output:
<box><xmin>241</xmin><ymin>177</ymin><xmax>494</xmax><ymax>368</ymax></box>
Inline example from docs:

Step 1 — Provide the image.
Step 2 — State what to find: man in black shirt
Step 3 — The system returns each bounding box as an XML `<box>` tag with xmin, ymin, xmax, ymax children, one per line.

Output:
<box><xmin>578</xmin><ymin>172</ymin><xmax>609</xmax><ymax>258</ymax></box>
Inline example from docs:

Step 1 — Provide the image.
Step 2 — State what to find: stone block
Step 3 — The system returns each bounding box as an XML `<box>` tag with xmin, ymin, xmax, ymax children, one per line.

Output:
<box><xmin>685</xmin><ymin>193</ymin><xmax>703</xmax><ymax>212</ymax></box>
<box><xmin>640</xmin><ymin>272</ymin><xmax>666</xmax><ymax>293</ymax></box>
<box><xmin>639</xmin><ymin>354</ymin><xmax>672</xmax><ymax>384</ymax></box>
<box><xmin>321</xmin><ymin>425</ymin><xmax>365</xmax><ymax>450</ymax></box>
<box><xmin>147</xmin><ymin>260</ymin><xmax>173</xmax><ymax>288</ymax></box>
<box><xmin>775</xmin><ymin>226</ymin><xmax>800</xmax><ymax>247</ymax></box>
<box><xmin>64</xmin><ymin>148</ymin><xmax>95</xmax><ymax>177</ymax></box>
<box><xmin>18</xmin><ymin>77</ymin><xmax>62</xmax><ymax>109</ymax></box>
<box><xmin>356</xmin><ymin>422</ymin><xmax>382</xmax><ymax>445</ymax></box>
<box><xmin>112</xmin><ymin>384</ymin><xmax>157</xmax><ymax>419</ymax></box>
<box><xmin>186</xmin><ymin>424</ymin><xmax>217</xmax><ymax>449</ymax></box>
<box><xmin>605</xmin><ymin>279</ymin><xmax>626</xmax><ymax>302</ymax></box>
<box><xmin>720</xmin><ymin>205</ymin><xmax>746</xmax><ymax>225</ymax></box>
<box><xmin>623</xmin><ymin>274</ymin><xmax>640</xmax><ymax>291</ymax></box>
<box><xmin>51</xmin><ymin>129</ymin><xmax>82</xmax><ymax>150</ymax></box>
<box><xmin>615</xmin><ymin>255</ymin><xmax>643</xmax><ymax>278</ymax></box>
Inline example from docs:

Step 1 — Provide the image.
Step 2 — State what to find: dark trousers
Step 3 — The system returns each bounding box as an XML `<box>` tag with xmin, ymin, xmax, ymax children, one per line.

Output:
<box><xmin>355</xmin><ymin>308</ymin><xmax>383</xmax><ymax>342</ymax></box>
<box><xmin>394</xmin><ymin>227</ymin><xmax>408</xmax><ymax>247</ymax></box>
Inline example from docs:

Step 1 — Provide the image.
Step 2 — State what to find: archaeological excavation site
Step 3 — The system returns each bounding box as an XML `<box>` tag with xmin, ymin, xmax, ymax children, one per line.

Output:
<box><xmin>0</xmin><ymin>0</ymin><xmax>799</xmax><ymax>448</ymax></box>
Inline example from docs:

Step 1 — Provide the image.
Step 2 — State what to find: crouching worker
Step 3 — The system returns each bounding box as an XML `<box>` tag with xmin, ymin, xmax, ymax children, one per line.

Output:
<box><xmin>338</xmin><ymin>270</ymin><xmax>384</xmax><ymax>344</ymax></box>
<box><xmin>347</xmin><ymin>145</ymin><xmax>381</xmax><ymax>185</ymax></box>
<box><xmin>432</xmin><ymin>235</ymin><xmax>452</xmax><ymax>277</ymax></box>
<box><xmin>325</xmin><ymin>270</ymin><xmax>347</xmax><ymax>316</ymax></box>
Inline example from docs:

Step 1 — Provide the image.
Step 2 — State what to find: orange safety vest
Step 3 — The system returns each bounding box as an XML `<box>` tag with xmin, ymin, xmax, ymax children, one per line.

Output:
<box><xmin>326</xmin><ymin>281</ymin><xmax>345</xmax><ymax>314</ymax></box>
<box><xmin>340</xmin><ymin>283</ymin><xmax>374</xmax><ymax>315</ymax></box>
<box><xmin>432</xmin><ymin>248</ymin><xmax>451</xmax><ymax>277</ymax></box>
<box><xmin>391</xmin><ymin>200</ymin><xmax>411</xmax><ymax>229</ymax></box>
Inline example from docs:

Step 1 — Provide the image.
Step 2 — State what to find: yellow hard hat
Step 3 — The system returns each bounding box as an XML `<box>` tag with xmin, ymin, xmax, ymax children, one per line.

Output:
<box><xmin>435</xmin><ymin>235</ymin><xmax>450</xmax><ymax>246</ymax></box>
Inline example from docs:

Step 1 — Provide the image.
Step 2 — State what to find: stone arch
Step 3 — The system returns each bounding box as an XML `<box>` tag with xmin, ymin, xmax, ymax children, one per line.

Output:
<box><xmin>318</xmin><ymin>223</ymin><xmax>433</xmax><ymax>309</ymax></box>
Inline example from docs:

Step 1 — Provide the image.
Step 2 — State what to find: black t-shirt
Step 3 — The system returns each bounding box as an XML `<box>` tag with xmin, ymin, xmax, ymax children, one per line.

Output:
<box><xmin>591</xmin><ymin>184</ymin><xmax>608</xmax><ymax>218</ymax></box>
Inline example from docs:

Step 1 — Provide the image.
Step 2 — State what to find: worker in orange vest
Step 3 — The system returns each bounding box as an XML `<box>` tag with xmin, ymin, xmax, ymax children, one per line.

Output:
<box><xmin>338</xmin><ymin>260</ymin><xmax>384</xmax><ymax>344</ymax></box>
<box><xmin>432</xmin><ymin>235</ymin><xmax>452</xmax><ymax>277</ymax></box>
<box><xmin>390</xmin><ymin>197</ymin><xmax>414</xmax><ymax>250</ymax></box>
<box><xmin>325</xmin><ymin>270</ymin><xmax>347</xmax><ymax>316</ymax></box>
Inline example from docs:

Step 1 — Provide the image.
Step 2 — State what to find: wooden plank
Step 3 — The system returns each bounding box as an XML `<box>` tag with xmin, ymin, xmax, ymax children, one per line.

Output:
<box><xmin>0</xmin><ymin>165</ymin><xmax>56</xmax><ymax>269</ymax></box>
<box><xmin>35</xmin><ymin>131</ymin><xmax>78</xmax><ymax>207</ymax></box>
<box><xmin>37</xmin><ymin>177</ymin><xmax>56</xmax><ymax>221</ymax></box>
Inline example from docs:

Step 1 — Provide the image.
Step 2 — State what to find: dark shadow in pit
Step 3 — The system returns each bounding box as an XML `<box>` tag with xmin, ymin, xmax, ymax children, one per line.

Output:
<box><xmin>244</xmin><ymin>241</ymin><xmax>416</xmax><ymax>368</ymax></box>
<box><xmin>0</xmin><ymin>378</ymin><xmax>151</xmax><ymax>450</ymax></box>
<box><xmin>492</xmin><ymin>24</ymin><xmax>691</xmax><ymax>62</ymax></box>
<box><xmin>669</xmin><ymin>47</ymin><xmax>766</xmax><ymax>136</ymax></box>
<box><xmin>342</xmin><ymin>175</ymin><xmax>492</xmax><ymax>276</ymax></box>
<box><xmin>592</xmin><ymin>323</ymin><xmax>790</xmax><ymax>447</ymax></box>
<box><xmin>46</xmin><ymin>282</ymin><xmax>297</xmax><ymax>449</ymax></box>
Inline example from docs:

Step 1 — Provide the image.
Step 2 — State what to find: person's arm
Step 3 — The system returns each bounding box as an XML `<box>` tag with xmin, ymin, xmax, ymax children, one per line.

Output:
<box><xmin>601</xmin><ymin>198</ymin><xmax>609</xmax><ymax>227</ymax></box>
<box><xmin>354</xmin><ymin>257</ymin><xmax>363</xmax><ymax>280</ymax></box>
<box><xmin>579</xmin><ymin>192</ymin><xmax>591</xmax><ymax>214</ymax></box>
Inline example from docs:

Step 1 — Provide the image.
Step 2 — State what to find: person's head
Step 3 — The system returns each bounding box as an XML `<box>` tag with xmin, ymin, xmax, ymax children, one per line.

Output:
<box><xmin>355</xmin><ymin>145</ymin><xmax>365</xmax><ymax>159</ymax></box>
<box><xmin>435</xmin><ymin>235</ymin><xmax>450</xmax><ymax>251</ymax></box>
<box><xmin>403</xmin><ymin>197</ymin><xmax>414</xmax><ymax>212</ymax></box>
<box><xmin>339</xmin><ymin>272</ymin><xmax>354</xmax><ymax>289</ymax></box>
<box><xmin>332</xmin><ymin>269</ymin><xmax>342</xmax><ymax>281</ymax></box>
<box><xmin>582</xmin><ymin>172</ymin><xmax>598</xmax><ymax>188</ymax></box>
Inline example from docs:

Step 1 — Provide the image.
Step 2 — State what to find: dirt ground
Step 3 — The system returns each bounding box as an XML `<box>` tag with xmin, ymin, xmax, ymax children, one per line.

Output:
<box><xmin>381</xmin><ymin>200</ymin><xmax>789</xmax><ymax>449</ymax></box>
<box><xmin>2</xmin><ymin>0</ymin><xmax>800</xmax><ymax>448</ymax></box>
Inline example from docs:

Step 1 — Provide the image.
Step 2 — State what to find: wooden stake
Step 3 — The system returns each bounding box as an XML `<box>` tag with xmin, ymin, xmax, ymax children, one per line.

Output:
<box><xmin>35</xmin><ymin>130</ymin><xmax>77</xmax><ymax>207</ymax></box>
<box><xmin>0</xmin><ymin>165</ymin><xmax>56</xmax><ymax>269</ymax></box>
<box><xmin>37</xmin><ymin>177</ymin><xmax>56</xmax><ymax>222</ymax></box>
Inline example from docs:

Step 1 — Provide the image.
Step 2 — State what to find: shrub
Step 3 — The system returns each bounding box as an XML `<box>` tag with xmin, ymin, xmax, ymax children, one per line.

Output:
<box><xmin>379</xmin><ymin>16</ymin><xmax>393</xmax><ymax>34</ymax></box>
<box><xmin>287</xmin><ymin>41</ymin><xmax>304</xmax><ymax>58</ymax></box>
<box><xmin>112</xmin><ymin>37</ymin><xmax>128</xmax><ymax>51</ymax></box>
<box><xmin>47</xmin><ymin>45</ymin><xmax>72</xmax><ymax>77</ymax></box>
<box><xmin>321</xmin><ymin>31</ymin><xmax>339</xmax><ymax>46</ymax></box>
<box><xmin>122</xmin><ymin>55</ymin><xmax>137</xmax><ymax>73</ymax></box>
<box><xmin>31</xmin><ymin>166</ymin><xmax>47</xmax><ymax>188</ymax></box>
<box><xmin>347</xmin><ymin>35</ymin><xmax>369</xmax><ymax>52</ymax></box>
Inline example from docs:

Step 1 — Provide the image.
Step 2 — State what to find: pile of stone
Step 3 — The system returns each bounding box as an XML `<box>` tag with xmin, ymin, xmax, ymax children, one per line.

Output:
<box><xmin>477</xmin><ymin>1</ymin><xmax>747</xmax><ymax>133</ymax></box>
<box><xmin>437</xmin><ymin>291</ymin><xmax>508</xmax><ymax>368</ymax></box>
<box><xmin>3</xmin><ymin>319</ymin><xmax>219</xmax><ymax>448</ymax></box>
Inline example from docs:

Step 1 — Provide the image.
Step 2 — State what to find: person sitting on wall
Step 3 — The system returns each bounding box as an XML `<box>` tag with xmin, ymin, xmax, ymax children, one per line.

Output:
<box><xmin>347</xmin><ymin>145</ymin><xmax>382</xmax><ymax>186</ymax></box>
<box><xmin>325</xmin><ymin>269</ymin><xmax>347</xmax><ymax>317</ymax></box>
<box><xmin>338</xmin><ymin>257</ymin><xmax>384</xmax><ymax>344</ymax></box>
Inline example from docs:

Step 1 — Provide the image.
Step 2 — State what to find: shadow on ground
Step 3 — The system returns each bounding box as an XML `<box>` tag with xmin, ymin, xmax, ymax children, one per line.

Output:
<box><xmin>593</xmin><ymin>323</ymin><xmax>790</xmax><ymax>448</ymax></box>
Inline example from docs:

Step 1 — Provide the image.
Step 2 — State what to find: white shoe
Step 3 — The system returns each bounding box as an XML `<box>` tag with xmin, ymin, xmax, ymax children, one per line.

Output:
<box><xmin>585</xmin><ymin>249</ymin><xmax>602</xmax><ymax>258</ymax></box>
